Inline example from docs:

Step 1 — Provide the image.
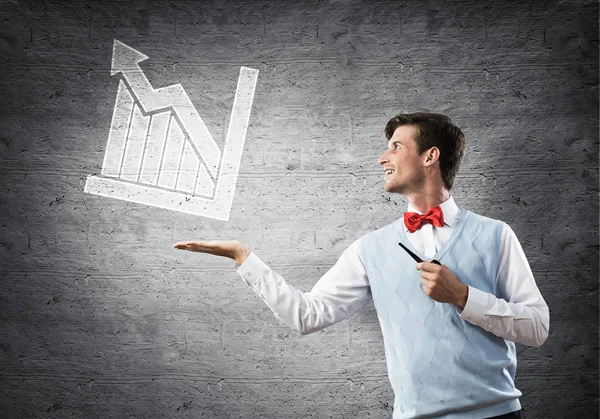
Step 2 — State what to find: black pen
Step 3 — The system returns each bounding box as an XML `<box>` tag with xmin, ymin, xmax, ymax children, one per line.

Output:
<box><xmin>398</xmin><ymin>242</ymin><xmax>441</xmax><ymax>265</ymax></box>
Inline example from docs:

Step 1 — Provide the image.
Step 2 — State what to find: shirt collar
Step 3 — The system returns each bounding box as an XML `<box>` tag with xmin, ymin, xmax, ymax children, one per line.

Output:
<box><xmin>404</xmin><ymin>195</ymin><xmax>458</xmax><ymax>231</ymax></box>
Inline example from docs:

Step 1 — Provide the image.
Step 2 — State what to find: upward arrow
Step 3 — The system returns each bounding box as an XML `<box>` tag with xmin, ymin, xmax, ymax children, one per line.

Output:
<box><xmin>110</xmin><ymin>40</ymin><xmax>221</xmax><ymax>178</ymax></box>
<box><xmin>111</xmin><ymin>40</ymin><xmax>149</xmax><ymax>76</ymax></box>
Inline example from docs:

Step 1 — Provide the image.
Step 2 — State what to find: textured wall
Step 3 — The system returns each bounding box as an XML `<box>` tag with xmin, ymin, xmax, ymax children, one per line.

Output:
<box><xmin>0</xmin><ymin>0</ymin><xmax>597</xmax><ymax>417</ymax></box>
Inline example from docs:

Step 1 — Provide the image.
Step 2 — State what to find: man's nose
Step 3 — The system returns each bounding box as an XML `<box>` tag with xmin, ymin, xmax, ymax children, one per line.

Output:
<box><xmin>378</xmin><ymin>151</ymin><xmax>389</xmax><ymax>165</ymax></box>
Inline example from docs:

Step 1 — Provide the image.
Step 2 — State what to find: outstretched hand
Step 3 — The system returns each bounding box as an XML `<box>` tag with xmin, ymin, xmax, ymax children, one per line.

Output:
<box><xmin>173</xmin><ymin>240</ymin><xmax>251</xmax><ymax>265</ymax></box>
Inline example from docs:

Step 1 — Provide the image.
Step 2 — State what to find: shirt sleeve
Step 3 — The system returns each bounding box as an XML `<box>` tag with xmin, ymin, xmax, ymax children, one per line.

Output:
<box><xmin>458</xmin><ymin>224</ymin><xmax>550</xmax><ymax>348</ymax></box>
<box><xmin>235</xmin><ymin>238</ymin><xmax>372</xmax><ymax>335</ymax></box>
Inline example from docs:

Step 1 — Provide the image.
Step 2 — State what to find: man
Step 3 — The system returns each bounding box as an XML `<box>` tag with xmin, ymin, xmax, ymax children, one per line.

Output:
<box><xmin>174</xmin><ymin>113</ymin><xmax>549</xmax><ymax>418</ymax></box>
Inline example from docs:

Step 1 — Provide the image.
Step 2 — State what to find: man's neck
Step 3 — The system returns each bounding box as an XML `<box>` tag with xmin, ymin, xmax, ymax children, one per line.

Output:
<box><xmin>406</xmin><ymin>189</ymin><xmax>451</xmax><ymax>213</ymax></box>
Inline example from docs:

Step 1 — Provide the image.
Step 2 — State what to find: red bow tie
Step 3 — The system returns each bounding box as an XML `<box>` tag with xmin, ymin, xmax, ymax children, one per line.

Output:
<box><xmin>404</xmin><ymin>206</ymin><xmax>445</xmax><ymax>233</ymax></box>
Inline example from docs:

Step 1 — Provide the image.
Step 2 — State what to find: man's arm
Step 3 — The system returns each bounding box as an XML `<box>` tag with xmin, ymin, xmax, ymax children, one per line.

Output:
<box><xmin>174</xmin><ymin>238</ymin><xmax>372</xmax><ymax>336</ymax></box>
<box><xmin>458</xmin><ymin>224</ymin><xmax>550</xmax><ymax>348</ymax></box>
<box><xmin>235</xmin><ymin>239</ymin><xmax>372</xmax><ymax>335</ymax></box>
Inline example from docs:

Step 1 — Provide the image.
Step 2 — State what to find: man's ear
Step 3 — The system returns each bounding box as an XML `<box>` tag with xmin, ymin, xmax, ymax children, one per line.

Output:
<box><xmin>424</xmin><ymin>147</ymin><xmax>440</xmax><ymax>166</ymax></box>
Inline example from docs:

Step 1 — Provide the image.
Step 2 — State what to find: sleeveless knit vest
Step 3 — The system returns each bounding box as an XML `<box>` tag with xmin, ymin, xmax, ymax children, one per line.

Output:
<box><xmin>360</xmin><ymin>208</ymin><xmax>522</xmax><ymax>418</ymax></box>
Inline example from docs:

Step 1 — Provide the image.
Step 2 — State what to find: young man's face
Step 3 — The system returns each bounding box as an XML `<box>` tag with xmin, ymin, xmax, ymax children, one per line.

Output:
<box><xmin>378</xmin><ymin>124</ymin><xmax>426</xmax><ymax>195</ymax></box>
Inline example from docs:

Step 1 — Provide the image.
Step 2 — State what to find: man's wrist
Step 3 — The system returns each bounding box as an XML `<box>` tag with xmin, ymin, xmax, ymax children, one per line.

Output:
<box><xmin>456</xmin><ymin>284</ymin><xmax>469</xmax><ymax>310</ymax></box>
<box><xmin>235</xmin><ymin>245</ymin><xmax>251</xmax><ymax>265</ymax></box>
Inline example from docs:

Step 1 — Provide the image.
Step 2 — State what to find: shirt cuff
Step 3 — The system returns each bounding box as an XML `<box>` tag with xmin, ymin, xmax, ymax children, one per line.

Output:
<box><xmin>458</xmin><ymin>285</ymin><xmax>488</xmax><ymax>323</ymax></box>
<box><xmin>235</xmin><ymin>251</ymin><xmax>270</xmax><ymax>287</ymax></box>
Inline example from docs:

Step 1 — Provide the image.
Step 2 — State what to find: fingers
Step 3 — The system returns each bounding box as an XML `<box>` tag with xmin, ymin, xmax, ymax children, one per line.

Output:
<box><xmin>417</xmin><ymin>264</ymin><xmax>442</xmax><ymax>290</ymax></box>
<box><xmin>173</xmin><ymin>241</ymin><xmax>197</xmax><ymax>249</ymax></box>
<box><xmin>421</xmin><ymin>280</ymin><xmax>434</xmax><ymax>296</ymax></box>
<box><xmin>418</xmin><ymin>269</ymin><xmax>438</xmax><ymax>282</ymax></box>
<box><xmin>416</xmin><ymin>262</ymin><xmax>443</xmax><ymax>273</ymax></box>
<box><xmin>173</xmin><ymin>241</ymin><xmax>211</xmax><ymax>251</ymax></box>
<box><xmin>420</xmin><ymin>272</ymin><xmax>441</xmax><ymax>298</ymax></box>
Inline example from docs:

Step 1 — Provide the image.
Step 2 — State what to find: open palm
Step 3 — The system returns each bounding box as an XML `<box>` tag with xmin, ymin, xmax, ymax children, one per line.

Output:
<box><xmin>173</xmin><ymin>240</ymin><xmax>249</xmax><ymax>264</ymax></box>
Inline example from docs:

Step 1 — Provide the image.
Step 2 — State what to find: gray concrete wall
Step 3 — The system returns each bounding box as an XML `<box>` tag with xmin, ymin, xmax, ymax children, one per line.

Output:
<box><xmin>1</xmin><ymin>0</ymin><xmax>597</xmax><ymax>417</ymax></box>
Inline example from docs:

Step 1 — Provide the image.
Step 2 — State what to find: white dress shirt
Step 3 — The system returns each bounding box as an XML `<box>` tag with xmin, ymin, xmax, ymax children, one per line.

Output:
<box><xmin>235</xmin><ymin>196</ymin><xmax>550</xmax><ymax>347</ymax></box>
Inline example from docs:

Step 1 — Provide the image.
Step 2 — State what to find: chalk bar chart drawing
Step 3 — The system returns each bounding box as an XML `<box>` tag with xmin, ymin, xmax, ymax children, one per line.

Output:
<box><xmin>84</xmin><ymin>40</ymin><xmax>258</xmax><ymax>221</ymax></box>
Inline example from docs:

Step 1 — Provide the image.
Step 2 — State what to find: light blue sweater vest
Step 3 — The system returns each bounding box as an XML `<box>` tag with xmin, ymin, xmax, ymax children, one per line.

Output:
<box><xmin>360</xmin><ymin>208</ymin><xmax>522</xmax><ymax>418</ymax></box>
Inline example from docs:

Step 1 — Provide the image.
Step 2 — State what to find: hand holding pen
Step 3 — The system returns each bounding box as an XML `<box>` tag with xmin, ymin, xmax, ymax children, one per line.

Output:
<box><xmin>398</xmin><ymin>242</ymin><xmax>469</xmax><ymax>309</ymax></box>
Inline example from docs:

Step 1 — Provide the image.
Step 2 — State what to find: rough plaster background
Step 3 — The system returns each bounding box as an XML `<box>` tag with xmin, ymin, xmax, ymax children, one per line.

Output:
<box><xmin>0</xmin><ymin>0</ymin><xmax>598</xmax><ymax>417</ymax></box>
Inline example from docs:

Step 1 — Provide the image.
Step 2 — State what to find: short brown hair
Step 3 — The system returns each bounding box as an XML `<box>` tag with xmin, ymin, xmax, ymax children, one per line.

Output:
<box><xmin>385</xmin><ymin>112</ymin><xmax>466</xmax><ymax>190</ymax></box>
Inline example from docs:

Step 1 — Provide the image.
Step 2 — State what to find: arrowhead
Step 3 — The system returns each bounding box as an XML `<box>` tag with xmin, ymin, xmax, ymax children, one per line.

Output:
<box><xmin>111</xmin><ymin>39</ymin><xmax>149</xmax><ymax>76</ymax></box>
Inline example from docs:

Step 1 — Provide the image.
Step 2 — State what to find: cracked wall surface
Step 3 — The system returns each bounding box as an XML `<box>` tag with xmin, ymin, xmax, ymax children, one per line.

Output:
<box><xmin>0</xmin><ymin>0</ymin><xmax>598</xmax><ymax>418</ymax></box>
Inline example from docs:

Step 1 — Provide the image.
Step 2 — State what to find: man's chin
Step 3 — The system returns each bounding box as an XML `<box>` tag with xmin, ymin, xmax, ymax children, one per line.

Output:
<box><xmin>384</xmin><ymin>184</ymin><xmax>397</xmax><ymax>193</ymax></box>
<box><xmin>384</xmin><ymin>183</ymin><xmax>404</xmax><ymax>194</ymax></box>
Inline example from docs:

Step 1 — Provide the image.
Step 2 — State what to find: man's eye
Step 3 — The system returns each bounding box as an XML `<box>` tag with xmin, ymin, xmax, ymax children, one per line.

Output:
<box><xmin>394</xmin><ymin>143</ymin><xmax>400</xmax><ymax>149</ymax></box>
